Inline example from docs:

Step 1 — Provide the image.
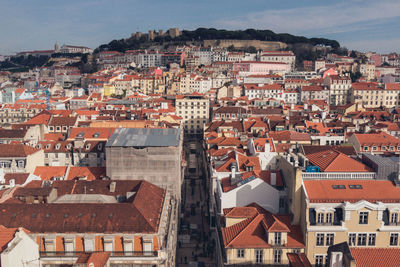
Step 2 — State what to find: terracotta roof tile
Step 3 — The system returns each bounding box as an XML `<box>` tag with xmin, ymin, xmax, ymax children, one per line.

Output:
<box><xmin>353</xmin><ymin>132</ymin><xmax>400</xmax><ymax>146</ymax></box>
<box><xmin>34</xmin><ymin>166</ymin><xmax>67</xmax><ymax>180</ymax></box>
<box><xmin>305</xmin><ymin>150</ymin><xmax>371</xmax><ymax>172</ymax></box>
<box><xmin>0</xmin><ymin>225</ymin><xmax>29</xmax><ymax>252</ymax></box>
<box><xmin>66</xmin><ymin>167</ymin><xmax>106</xmax><ymax>181</ymax></box>
<box><xmin>222</xmin><ymin>205</ymin><xmax>304</xmax><ymax>249</ymax></box>
<box><xmin>287</xmin><ymin>253</ymin><xmax>312</xmax><ymax>267</ymax></box>
<box><xmin>76</xmin><ymin>252</ymin><xmax>111</xmax><ymax>267</ymax></box>
<box><xmin>351</xmin><ymin>248</ymin><xmax>400</xmax><ymax>267</ymax></box>
<box><xmin>304</xmin><ymin>180</ymin><xmax>400</xmax><ymax>203</ymax></box>
<box><xmin>0</xmin><ymin>144</ymin><xmax>40</xmax><ymax>157</ymax></box>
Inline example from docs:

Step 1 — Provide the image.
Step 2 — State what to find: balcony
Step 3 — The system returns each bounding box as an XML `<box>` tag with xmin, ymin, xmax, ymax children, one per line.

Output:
<box><xmin>302</xmin><ymin>172</ymin><xmax>376</xmax><ymax>180</ymax></box>
<box><xmin>40</xmin><ymin>251</ymin><xmax>158</xmax><ymax>258</ymax></box>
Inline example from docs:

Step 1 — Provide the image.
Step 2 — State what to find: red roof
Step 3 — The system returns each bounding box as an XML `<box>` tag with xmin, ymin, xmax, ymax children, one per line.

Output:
<box><xmin>24</xmin><ymin>114</ymin><xmax>51</xmax><ymax>126</ymax></box>
<box><xmin>66</xmin><ymin>167</ymin><xmax>106</xmax><ymax>180</ymax></box>
<box><xmin>268</xmin><ymin>131</ymin><xmax>311</xmax><ymax>142</ymax></box>
<box><xmin>305</xmin><ymin>150</ymin><xmax>371</xmax><ymax>172</ymax></box>
<box><xmin>353</xmin><ymin>132</ymin><xmax>400</xmax><ymax>146</ymax></box>
<box><xmin>351</xmin><ymin>248</ymin><xmax>400</xmax><ymax>267</ymax></box>
<box><xmin>67</xmin><ymin>127</ymin><xmax>115</xmax><ymax>141</ymax></box>
<box><xmin>385</xmin><ymin>83</ymin><xmax>400</xmax><ymax>90</ymax></box>
<box><xmin>304</xmin><ymin>180</ymin><xmax>400</xmax><ymax>203</ymax></box>
<box><xmin>0</xmin><ymin>225</ymin><xmax>29</xmax><ymax>252</ymax></box>
<box><xmin>34</xmin><ymin>166</ymin><xmax>67</xmax><ymax>180</ymax></box>
<box><xmin>221</xmin><ymin>170</ymin><xmax>282</xmax><ymax>192</ymax></box>
<box><xmin>76</xmin><ymin>252</ymin><xmax>111</xmax><ymax>267</ymax></box>
<box><xmin>44</xmin><ymin>133</ymin><xmax>65</xmax><ymax>141</ymax></box>
<box><xmin>287</xmin><ymin>253</ymin><xmax>312</xmax><ymax>267</ymax></box>
<box><xmin>222</xmin><ymin>204</ymin><xmax>304</xmax><ymax>249</ymax></box>
<box><xmin>0</xmin><ymin>144</ymin><xmax>40</xmax><ymax>157</ymax></box>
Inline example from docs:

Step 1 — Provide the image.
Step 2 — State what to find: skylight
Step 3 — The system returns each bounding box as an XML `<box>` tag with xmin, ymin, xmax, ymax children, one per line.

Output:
<box><xmin>332</xmin><ymin>185</ymin><xmax>346</xmax><ymax>189</ymax></box>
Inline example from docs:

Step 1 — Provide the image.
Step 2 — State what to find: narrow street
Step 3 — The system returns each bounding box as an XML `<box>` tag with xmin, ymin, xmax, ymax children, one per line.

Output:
<box><xmin>176</xmin><ymin>137</ymin><xmax>216</xmax><ymax>267</ymax></box>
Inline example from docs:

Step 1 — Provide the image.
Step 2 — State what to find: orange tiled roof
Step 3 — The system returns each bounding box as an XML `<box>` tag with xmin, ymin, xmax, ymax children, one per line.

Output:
<box><xmin>76</xmin><ymin>252</ymin><xmax>111</xmax><ymax>267</ymax></box>
<box><xmin>350</xmin><ymin>248</ymin><xmax>400</xmax><ymax>267</ymax></box>
<box><xmin>66</xmin><ymin>167</ymin><xmax>106</xmax><ymax>181</ymax></box>
<box><xmin>353</xmin><ymin>132</ymin><xmax>400</xmax><ymax>146</ymax></box>
<box><xmin>304</xmin><ymin>180</ymin><xmax>400</xmax><ymax>203</ymax></box>
<box><xmin>222</xmin><ymin>204</ymin><xmax>304</xmax><ymax>249</ymax></box>
<box><xmin>237</xmin><ymin>153</ymin><xmax>261</xmax><ymax>172</ymax></box>
<box><xmin>0</xmin><ymin>144</ymin><xmax>40</xmax><ymax>157</ymax></box>
<box><xmin>0</xmin><ymin>225</ymin><xmax>29</xmax><ymax>252</ymax></box>
<box><xmin>33</xmin><ymin>166</ymin><xmax>67</xmax><ymax>180</ymax></box>
<box><xmin>287</xmin><ymin>253</ymin><xmax>312</xmax><ymax>267</ymax></box>
<box><xmin>305</xmin><ymin>150</ymin><xmax>371</xmax><ymax>172</ymax></box>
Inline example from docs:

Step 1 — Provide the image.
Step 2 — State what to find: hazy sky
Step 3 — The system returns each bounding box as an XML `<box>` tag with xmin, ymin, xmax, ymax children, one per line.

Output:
<box><xmin>1</xmin><ymin>0</ymin><xmax>399</xmax><ymax>55</ymax></box>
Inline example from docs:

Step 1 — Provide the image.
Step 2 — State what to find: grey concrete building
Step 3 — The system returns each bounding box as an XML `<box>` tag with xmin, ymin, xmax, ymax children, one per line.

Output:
<box><xmin>105</xmin><ymin>128</ymin><xmax>183</xmax><ymax>198</ymax></box>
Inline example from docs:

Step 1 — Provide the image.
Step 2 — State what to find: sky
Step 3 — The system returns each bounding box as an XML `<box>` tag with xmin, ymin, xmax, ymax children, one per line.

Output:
<box><xmin>0</xmin><ymin>0</ymin><xmax>399</xmax><ymax>55</ymax></box>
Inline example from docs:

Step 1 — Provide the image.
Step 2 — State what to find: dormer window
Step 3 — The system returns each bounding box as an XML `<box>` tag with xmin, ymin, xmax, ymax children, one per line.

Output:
<box><xmin>382</xmin><ymin>146</ymin><xmax>387</xmax><ymax>151</ymax></box>
<box><xmin>98</xmin><ymin>143</ymin><xmax>103</xmax><ymax>150</ymax></box>
<box><xmin>274</xmin><ymin>232</ymin><xmax>282</xmax><ymax>245</ymax></box>
<box><xmin>372</xmin><ymin>146</ymin><xmax>377</xmax><ymax>151</ymax></box>
<box><xmin>66</xmin><ymin>144</ymin><xmax>72</xmax><ymax>149</ymax></box>
<box><xmin>85</xmin><ymin>144</ymin><xmax>91</xmax><ymax>149</ymax></box>
<box><xmin>46</xmin><ymin>144</ymin><xmax>50</xmax><ymax>149</ymax></box>
<box><xmin>390</xmin><ymin>146</ymin><xmax>394</xmax><ymax>151</ymax></box>
<box><xmin>55</xmin><ymin>144</ymin><xmax>61</xmax><ymax>150</ymax></box>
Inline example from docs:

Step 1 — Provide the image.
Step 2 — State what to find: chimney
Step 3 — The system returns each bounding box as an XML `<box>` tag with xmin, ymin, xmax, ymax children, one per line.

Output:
<box><xmin>329</xmin><ymin>252</ymin><xmax>344</xmax><ymax>267</ymax></box>
<box><xmin>0</xmin><ymin>169</ymin><xmax>4</xmax><ymax>184</ymax></box>
<box><xmin>109</xmin><ymin>181</ymin><xmax>116</xmax><ymax>193</ymax></box>
<box><xmin>231</xmin><ymin>163</ymin><xmax>237</xmax><ymax>179</ymax></box>
<box><xmin>271</xmin><ymin>172</ymin><xmax>276</xmax><ymax>186</ymax></box>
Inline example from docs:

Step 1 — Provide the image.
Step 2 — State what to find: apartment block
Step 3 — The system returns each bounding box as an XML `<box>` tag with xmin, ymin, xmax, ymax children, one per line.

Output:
<box><xmin>176</xmin><ymin>94</ymin><xmax>210</xmax><ymax>134</ymax></box>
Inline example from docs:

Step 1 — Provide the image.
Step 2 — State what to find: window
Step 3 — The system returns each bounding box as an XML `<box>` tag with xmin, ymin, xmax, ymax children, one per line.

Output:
<box><xmin>274</xmin><ymin>249</ymin><xmax>282</xmax><ymax>264</ymax></box>
<box><xmin>391</xmin><ymin>213</ymin><xmax>398</xmax><ymax>224</ymax></box>
<box><xmin>359</xmin><ymin>212</ymin><xmax>369</xmax><ymax>224</ymax></box>
<box><xmin>316</xmin><ymin>234</ymin><xmax>324</xmax><ymax>246</ymax></box>
<box><xmin>315</xmin><ymin>255</ymin><xmax>324</xmax><ymax>267</ymax></box>
<box><xmin>274</xmin><ymin>232</ymin><xmax>282</xmax><ymax>245</ymax></box>
<box><xmin>368</xmin><ymin>233</ymin><xmax>376</xmax><ymax>246</ymax></box>
<box><xmin>255</xmin><ymin>249</ymin><xmax>263</xmax><ymax>263</ymax></box>
<box><xmin>326</xmin><ymin>213</ymin><xmax>333</xmax><ymax>224</ymax></box>
<box><xmin>326</xmin><ymin>233</ymin><xmax>334</xmax><ymax>246</ymax></box>
<box><xmin>390</xmin><ymin>233</ymin><xmax>398</xmax><ymax>246</ymax></box>
<box><xmin>103</xmin><ymin>239</ymin><xmax>113</xmax><ymax>251</ymax></box>
<box><xmin>64</xmin><ymin>239</ymin><xmax>74</xmax><ymax>252</ymax></box>
<box><xmin>237</xmin><ymin>249</ymin><xmax>244</xmax><ymax>258</ymax></box>
<box><xmin>349</xmin><ymin>233</ymin><xmax>356</xmax><ymax>246</ymax></box>
<box><xmin>317</xmin><ymin>213</ymin><xmax>324</xmax><ymax>224</ymax></box>
<box><xmin>17</xmin><ymin>160</ymin><xmax>24</xmax><ymax>168</ymax></box>
<box><xmin>84</xmin><ymin>238</ymin><xmax>94</xmax><ymax>252</ymax></box>
<box><xmin>358</xmin><ymin>234</ymin><xmax>367</xmax><ymax>246</ymax></box>
<box><xmin>44</xmin><ymin>239</ymin><xmax>55</xmax><ymax>252</ymax></box>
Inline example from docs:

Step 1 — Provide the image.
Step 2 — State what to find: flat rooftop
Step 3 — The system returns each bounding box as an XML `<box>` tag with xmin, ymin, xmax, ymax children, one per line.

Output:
<box><xmin>106</xmin><ymin>127</ymin><xmax>180</xmax><ymax>147</ymax></box>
